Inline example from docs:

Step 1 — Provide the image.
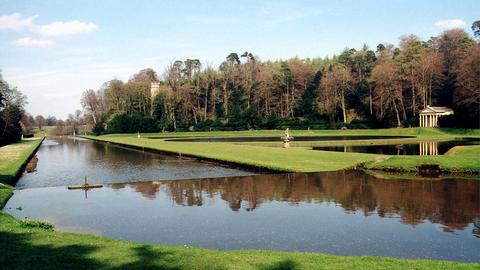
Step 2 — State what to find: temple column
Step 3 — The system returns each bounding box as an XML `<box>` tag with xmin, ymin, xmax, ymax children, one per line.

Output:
<box><xmin>420</xmin><ymin>115</ymin><xmax>423</xmax><ymax>127</ymax></box>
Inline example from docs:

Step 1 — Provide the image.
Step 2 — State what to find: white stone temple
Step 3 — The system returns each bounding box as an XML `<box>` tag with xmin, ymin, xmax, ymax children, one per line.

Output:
<box><xmin>419</xmin><ymin>106</ymin><xmax>454</xmax><ymax>127</ymax></box>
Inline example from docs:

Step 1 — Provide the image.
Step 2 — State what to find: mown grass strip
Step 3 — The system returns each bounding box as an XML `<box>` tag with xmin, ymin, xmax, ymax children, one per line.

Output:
<box><xmin>84</xmin><ymin>128</ymin><xmax>480</xmax><ymax>173</ymax></box>
<box><xmin>0</xmin><ymin>212</ymin><xmax>477</xmax><ymax>270</ymax></box>
<box><xmin>0</xmin><ymin>138</ymin><xmax>44</xmax><ymax>186</ymax></box>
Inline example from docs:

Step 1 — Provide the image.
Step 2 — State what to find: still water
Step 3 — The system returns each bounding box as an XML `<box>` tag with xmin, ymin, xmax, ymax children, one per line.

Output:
<box><xmin>5</xmin><ymin>137</ymin><xmax>480</xmax><ymax>262</ymax></box>
<box><xmin>313</xmin><ymin>138</ymin><xmax>480</xmax><ymax>155</ymax></box>
<box><xmin>15</xmin><ymin>137</ymin><xmax>254</xmax><ymax>189</ymax></box>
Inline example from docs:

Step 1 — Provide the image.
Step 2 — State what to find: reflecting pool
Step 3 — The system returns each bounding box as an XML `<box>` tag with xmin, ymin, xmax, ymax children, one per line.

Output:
<box><xmin>313</xmin><ymin>138</ymin><xmax>480</xmax><ymax>155</ymax></box>
<box><xmin>15</xmin><ymin>137</ymin><xmax>254</xmax><ymax>189</ymax></box>
<box><xmin>6</xmin><ymin>170</ymin><xmax>480</xmax><ymax>262</ymax></box>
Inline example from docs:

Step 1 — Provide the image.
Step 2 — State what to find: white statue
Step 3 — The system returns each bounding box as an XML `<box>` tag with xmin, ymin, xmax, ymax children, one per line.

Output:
<box><xmin>281</xmin><ymin>128</ymin><xmax>294</xmax><ymax>148</ymax></box>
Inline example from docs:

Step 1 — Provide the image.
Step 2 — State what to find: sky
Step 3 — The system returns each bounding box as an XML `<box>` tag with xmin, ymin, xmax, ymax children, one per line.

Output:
<box><xmin>0</xmin><ymin>0</ymin><xmax>478</xmax><ymax>119</ymax></box>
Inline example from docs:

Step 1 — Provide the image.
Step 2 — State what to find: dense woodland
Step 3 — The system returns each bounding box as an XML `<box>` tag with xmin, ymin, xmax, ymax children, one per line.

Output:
<box><xmin>79</xmin><ymin>27</ymin><xmax>479</xmax><ymax>134</ymax></box>
<box><xmin>2</xmin><ymin>26</ymin><xmax>479</xmax><ymax>143</ymax></box>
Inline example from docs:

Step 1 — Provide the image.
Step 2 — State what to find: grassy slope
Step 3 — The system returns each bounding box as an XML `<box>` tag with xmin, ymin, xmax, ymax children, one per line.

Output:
<box><xmin>85</xmin><ymin>128</ymin><xmax>480</xmax><ymax>173</ymax></box>
<box><xmin>0</xmin><ymin>138</ymin><xmax>43</xmax><ymax>209</ymax></box>
<box><xmin>0</xmin><ymin>213</ymin><xmax>477</xmax><ymax>270</ymax></box>
<box><xmin>0</xmin><ymin>139</ymin><xmax>43</xmax><ymax>185</ymax></box>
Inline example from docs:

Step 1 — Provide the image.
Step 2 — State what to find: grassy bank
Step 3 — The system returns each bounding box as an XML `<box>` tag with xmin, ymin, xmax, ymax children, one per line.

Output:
<box><xmin>83</xmin><ymin>128</ymin><xmax>480</xmax><ymax>173</ymax></box>
<box><xmin>0</xmin><ymin>212</ymin><xmax>477</xmax><ymax>270</ymax></box>
<box><xmin>0</xmin><ymin>138</ymin><xmax>43</xmax><ymax>209</ymax></box>
<box><xmin>0</xmin><ymin>138</ymin><xmax>44</xmax><ymax>186</ymax></box>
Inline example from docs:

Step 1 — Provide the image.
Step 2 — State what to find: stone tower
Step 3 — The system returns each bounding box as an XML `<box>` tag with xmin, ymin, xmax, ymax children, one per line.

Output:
<box><xmin>150</xmin><ymin>82</ymin><xmax>160</xmax><ymax>98</ymax></box>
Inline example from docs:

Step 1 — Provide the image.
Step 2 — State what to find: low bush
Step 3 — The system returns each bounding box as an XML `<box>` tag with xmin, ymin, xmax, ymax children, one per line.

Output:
<box><xmin>20</xmin><ymin>219</ymin><xmax>54</xmax><ymax>231</ymax></box>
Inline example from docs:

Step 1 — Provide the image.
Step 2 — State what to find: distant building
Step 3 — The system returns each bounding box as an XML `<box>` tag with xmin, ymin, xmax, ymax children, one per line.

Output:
<box><xmin>150</xmin><ymin>82</ymin><xmax>160</xmax><ymax>98</ymax></box>
<box><xmin>419</xmin><ymin>106</ymin><xmax>454</xmax><ymax>127</ymax></box>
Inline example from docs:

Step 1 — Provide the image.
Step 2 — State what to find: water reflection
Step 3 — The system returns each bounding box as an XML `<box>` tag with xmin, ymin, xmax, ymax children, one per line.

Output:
<box><xmin>16</xmin><ymin>137</ymin><xmax>254</xmax><ymax>189</ymax></box>
<box><xmin>313</xmin><ymin>138</ymin><xmax>480</xmax><ymax>155</ymax></box>
<box><xmin>110</xmin><ymin>170</ymin><xmax>480</xmax><ymax>231</ymax></box>
<box><xmin>6</xmin><ymin>170</ymin><xmax>480</xmax><ymax>262</ymax></box>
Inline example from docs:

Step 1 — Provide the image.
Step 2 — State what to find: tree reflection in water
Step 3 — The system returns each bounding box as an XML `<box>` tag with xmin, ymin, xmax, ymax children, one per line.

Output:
<box><xmin>110</xmin><ymin>170</ymin><xmax>480</xmax><ymax>234</ymax></box>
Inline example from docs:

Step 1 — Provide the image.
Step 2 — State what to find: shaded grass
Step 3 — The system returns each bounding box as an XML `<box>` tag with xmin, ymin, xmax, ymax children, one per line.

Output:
<box><xmin>0</xmin><ymin>212</ymin><xmax>477</xmax><ymax>270</ymax></box>
<box><xmin>84</xmin><ymin>128</ymin><xmax>480</xmax><ymax>173</ymax></box>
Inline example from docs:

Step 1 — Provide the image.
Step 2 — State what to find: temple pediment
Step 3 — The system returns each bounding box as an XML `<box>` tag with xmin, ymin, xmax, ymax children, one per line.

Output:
<box><xmin>420</xmin><ymin>106</ymin><xmax>454</xmax><ymax>115</ymax></box>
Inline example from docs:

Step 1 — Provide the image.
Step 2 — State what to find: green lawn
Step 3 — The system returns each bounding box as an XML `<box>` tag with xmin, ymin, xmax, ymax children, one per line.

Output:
<box><xmin>0</xmin><ymin>212</ymin><xmax>477</xmax><ymax>270</ymax></box>
<box><xmin>0</xmin><ymin>138</ymin><xmax>43</xmax><ymax>209</ymax></box>
<box><xmin>365</xmin><ymin>145</ymin><xmax>480</xmax><ymax>173</ymax></box>
<box><xmin>84</xmin><ymin>128</ymin><xmax>480</xmax><ymax>173</ymax></box>
<box><xmin>0</xmin><ymin>138</ymin><xmax>44</xmax><ymax>185</ymax></box>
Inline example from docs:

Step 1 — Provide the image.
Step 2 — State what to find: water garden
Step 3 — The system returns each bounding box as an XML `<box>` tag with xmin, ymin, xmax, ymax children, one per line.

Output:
<box><xmin>1</xmin><ymin>6</ymin><xmax>479</xmax><ymax>268</ymax></box>
<box><xmin>1</xmin><ymin>128</ymin><xmax>479</xmax><ymax>269</ymax></box>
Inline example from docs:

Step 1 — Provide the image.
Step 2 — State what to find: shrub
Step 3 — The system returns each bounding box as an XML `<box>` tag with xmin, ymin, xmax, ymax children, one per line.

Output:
<box><xmin>107</xmin><ymin>114</ymin><xmax>160</xmax><ymax>133</ymax></box>
<box><xmin>20</xmin><ymin>219</ymin><xmax>54</xmax><ymax>231</ymax></box>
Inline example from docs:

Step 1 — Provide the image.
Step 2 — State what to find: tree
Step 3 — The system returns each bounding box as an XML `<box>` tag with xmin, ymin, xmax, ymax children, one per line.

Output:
<box><xmin>34</xmin><ymin>115</ymin><xmax>46</xmax><ymax>130</ymax></box>
<box><xmin>453</xmin><ymin>44</ymin><xmax>480</xmax><ymax>127</ymax></box>
<box><xmin>219</xmin><ymin>53</ymin><xmax>240</xmax><ymax>117</ymax></box>
<box><xmin>295</xmin><ymin>70</ymin><xmax>322</xmax><ymax>117</ymax></box>
<box><xmin>320</xmin><ymin>65</ymin><xmax>353</xmax><ymax>124</ymax></box>
<box><xmin>412</xmin><ymin>50</ymin><xmax>443</xmax><ymax>108</ymax></box>
<box><xmin>81</xmin><ymin>89</ymin><xmax>104</xmax><ymax>124</ymax></box>
<box><xmin>436</xmin><ymin>29</ymin><xmax>475</xmax><ymax>106</ymax></box>
<box><xmin>0</xmin><ymin>72</ymin><xmax>27</xmax><ymax>145</ymax></box>
<box><xmin>371</xmin><ymin>58</ymin><xmax>404</xmax><ymax>127</ymax></box>
<box><xmin>46</xmin><ymin>116</ymin><xmax>57</xmax><ymax>126</ymax></box>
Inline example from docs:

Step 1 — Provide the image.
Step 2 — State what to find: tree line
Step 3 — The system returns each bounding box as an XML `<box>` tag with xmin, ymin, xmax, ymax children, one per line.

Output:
<box><xmin>81</xmin><ymin>28</ymin><xmax>479</xmax><ymax>134</ymax></box>
<box><xmin>0</xmin><ymin>72</ymin><xmax>28</xmax><ymax>145</ymax></box>
<box><xmin>1</xmin><ymin>71</ymin><xmax>87</xmax><ymax>143</ymax></box>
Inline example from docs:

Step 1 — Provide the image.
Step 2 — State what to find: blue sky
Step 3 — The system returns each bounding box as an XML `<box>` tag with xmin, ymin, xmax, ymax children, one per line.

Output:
<box><xmin>0</xmin><ymin>0</ymin><xmax>477</xmax><ymax>118</ymax></box>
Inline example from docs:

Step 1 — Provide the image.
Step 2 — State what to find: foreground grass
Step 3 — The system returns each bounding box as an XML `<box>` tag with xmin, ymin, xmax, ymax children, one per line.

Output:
<box><xmin>0</xmin><ymin>213</ymin><xmax>477</xmax><ymax>270</ymax></box>
<box><xmin>84</xmin><ymin>128</ymin><xmax>480</xmax><ymax>173</ymax></box>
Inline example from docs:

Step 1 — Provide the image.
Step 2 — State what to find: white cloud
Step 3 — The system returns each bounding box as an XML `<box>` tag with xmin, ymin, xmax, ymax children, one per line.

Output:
<box><xmin>0</xmin><ymin>13</ymin><xmax>98</xmax><ymax>37</ymax></box>
<box><xmin>0</xmin><ymin>13</ymin><xmax>37</xmax><ymax>30</ymax></box>
<box><xmin>32</xmin><ymin>20</ymin><xmax>98</xmax><ymax>37</ymax></box>
<box><xmin>13</xmin><ymin>37</ymin><xmax>54</xmax><ymax>48</ymax></box>
<box><xmin>435</xmin><ymin>19</ymin><xmax>466</xmax><ymax>30</ymax></box>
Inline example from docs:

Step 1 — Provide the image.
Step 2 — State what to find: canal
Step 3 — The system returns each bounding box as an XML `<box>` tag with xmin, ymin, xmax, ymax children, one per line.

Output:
<box><xmin>4</xmin><ymin>137</ymin><xmax>480</xmax><ymax>262</ymax></box>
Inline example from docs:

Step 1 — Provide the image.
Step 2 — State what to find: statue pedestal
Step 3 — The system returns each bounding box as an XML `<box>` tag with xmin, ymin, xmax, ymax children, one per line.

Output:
<box><xmin>283</xmin><ymin>141</ymin><xmax>290</xmax><ymax>148</ymax></box>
